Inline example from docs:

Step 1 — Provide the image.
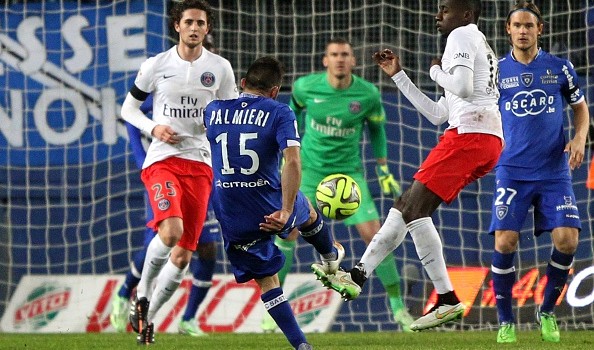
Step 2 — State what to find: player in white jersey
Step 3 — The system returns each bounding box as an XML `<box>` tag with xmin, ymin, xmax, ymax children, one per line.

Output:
<box><xmin>120</xmin><ymin>0</ymin><xmax>238</xmax><ymax>345</ymax></box>
<box><xmin>316</xmin><ymin>0</ymin><xmax>503</xmax><ymax>331</ymax></box>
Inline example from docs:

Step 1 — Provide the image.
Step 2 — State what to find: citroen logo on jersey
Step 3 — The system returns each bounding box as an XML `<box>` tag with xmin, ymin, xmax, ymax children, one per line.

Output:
<box><xmin>504</xmin><ymin>89</ymin><xmax>553</xmax><ymax>117</ymax></box>
<box><xmin>349</xmin><ymin>101</ymin><xmax>361</xmax><ymax>114</ymax></box>
<box><xmin>520</xmin><ymin>73</ymin><xmax>533</xmax><ymax>87</ymax></box>
<box><xmin>201</xmin><ymin>72</ymin><xmax>215</xmax><ymax>87</ymax></box>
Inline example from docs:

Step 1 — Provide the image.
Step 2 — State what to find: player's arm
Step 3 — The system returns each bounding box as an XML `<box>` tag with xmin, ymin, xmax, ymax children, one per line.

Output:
<box><xmin>373</xmin><ymin>49</ymin><xmax>448</xmax><ymax>125</ymax></box>
<box><xmin>566</xmin><ymin>100</ymin><xmax>589</xmax><ymax>170</ymax></box>
<box><xmin>289</xmin><ymin>81</ymin><xmax>306</xmax><ymax>133</ymax></box>
<box><xmin>260</xmin><ymin>146</ymin><xmax>301</xmax><ymax>233</ymax></box>
<box><xmin>126</xmin><ymin>95</ymin><xmax>154</xmax><ymax>169</ymax></box>
<box><xmin>280</xmin><ymin>146</ymin><xmax>301</xmax><ymax>215</ymax></box>
<box><xmin>367</xmin><ymin>103</ymin><xmax>401</xmax><ymax>197</ymax></box>
<box><xmin>429</xmin><ymin>63</ymin><xmax>474</xmax><ymax>98</ymax></box>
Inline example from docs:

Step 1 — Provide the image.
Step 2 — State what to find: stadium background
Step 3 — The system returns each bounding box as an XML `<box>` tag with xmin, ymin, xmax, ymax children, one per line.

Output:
<box><xmin>0</xmin><ymin>0</ymin><xmax>593</xmax><ymax>332</ymax></box>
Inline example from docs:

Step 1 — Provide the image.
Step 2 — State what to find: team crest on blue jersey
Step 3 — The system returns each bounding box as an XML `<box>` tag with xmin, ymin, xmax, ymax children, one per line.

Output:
<box><xmin>349</xmin><ymin>101</ymin><xmax>361</xmax><ymax>114</ymax></box>
<box><xmin>201</xmin><ymin>72</ymin><xmax>215</xmax><ymax>87</ymax></box>
<box><xmin>496</xmin><ymin>205</ymin><xmax>508</xmax><ymax>220</ymax></box>
<box><xmin>158</xmin><ymin>199</ymin><xmax>170</xmax><ymax>211</ymax></box>
<box><xmin>520</xmin><ymin>73</ymin><xmax>533</xmax><ymax>87</ymax></box>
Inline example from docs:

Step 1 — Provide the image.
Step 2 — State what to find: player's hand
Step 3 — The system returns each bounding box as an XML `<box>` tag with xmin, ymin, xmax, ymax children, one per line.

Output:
<box><xmin>152</xmin><ymin>125</ymin><xmax>180</xmax><ymax>145</ymax></box>
<box><xmin>375</xmin><ymin>164</ymin><xmax>401</xmax><ymax>198</ymax></box>
<box><xmin>565</xmin><ymin>137</ymin><xmax>586</xmax><ymax>170</ymax></box>
<box><xmin>260</xmin><ymin>209</ymin><xmax>291</xmax><ymax>232</ymax></box>
<box><xmin>372</xmin><ymin>49</ymin><xmax>401</xmax><ymax>76</ymax></box>
<box><xmin>431</xmin><ymin>57</ymin><xmax>442</xmax><ymax>68</ymax></box>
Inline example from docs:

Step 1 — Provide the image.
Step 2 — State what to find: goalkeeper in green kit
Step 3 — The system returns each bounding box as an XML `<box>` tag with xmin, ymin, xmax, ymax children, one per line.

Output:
<box><xmin>261</xmin><ymin>37</ymin><xmax>413</xmax><ymax>332</ymax></box>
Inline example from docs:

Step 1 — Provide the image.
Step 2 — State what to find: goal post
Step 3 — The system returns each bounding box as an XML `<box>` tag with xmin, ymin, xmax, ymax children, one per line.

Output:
<box><xmin>1</xmin><ymin>0</ymin><xmax>593</xmax><ymax>332</ymax></box>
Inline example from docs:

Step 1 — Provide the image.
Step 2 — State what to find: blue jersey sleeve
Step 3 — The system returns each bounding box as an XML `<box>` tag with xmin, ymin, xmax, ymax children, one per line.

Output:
<box><xmin>561</xmin><ymin>59</ymin><xmax>584</xmax><ymax>104</ymax></box>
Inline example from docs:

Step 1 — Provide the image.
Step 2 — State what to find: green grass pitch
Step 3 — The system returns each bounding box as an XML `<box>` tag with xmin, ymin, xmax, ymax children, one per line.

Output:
<box><xmin>0</xmin><ymin>330</ymin><xmax>593</xmax><ymax>350</ymax></box>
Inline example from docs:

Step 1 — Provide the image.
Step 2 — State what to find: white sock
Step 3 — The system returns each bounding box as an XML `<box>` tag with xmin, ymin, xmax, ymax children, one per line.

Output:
<box><xmin>147</xmin><ymin>259</ymin><xmax>188</xmax><ymax>322</ymax></box>
<box><xmin>407</xmin><ymin>217</ymin><xmax>453</xmax><ymax>294</ymax></box>
<box><xmin>136</xmin><ymin>235</ymin><xmax>172</xmax><ymax>299</ymax></box>
<box><xmin>360</xmin><ymin>208</ymin><xmax>408</xmax><ymax>278</ymax></box>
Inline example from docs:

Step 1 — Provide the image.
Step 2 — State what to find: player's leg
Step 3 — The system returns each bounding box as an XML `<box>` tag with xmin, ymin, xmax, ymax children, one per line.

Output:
<box><xmin>262</xmin><ymin>229</ymin><xmax>298</xmax><ymax>332</ymax></box>
<box><xmin>147</xmin><ymin>165</ymin><xmax>211</xmax><ymax>325</ymax></box>
<box><xmin>407</xmin><ymin>131</ymin><xmax>501</xmax><ymax>331</ymax></box>
<box><xmin>256</xmin><ymin>274</ymin><xmax>310</xmax><ymax>349</ymax></box>
<box><xmin>226</xmin><ymin>233</ymin><xmax>310</xmax><ymax>349</ymax></box>
<box><xmin>399</xmin><ymin>181</ymin><xmax>464</xmax><ymax>331</ymax></box>
<box><xmin>111</xmin><ymin>226</ymin><xmax>154</xmax><ymax>332</ymax></box>
<box><xmin>492</xmin><ymin>230</ymin><xmax>519</xmax><ymax>343</ymax></box>
<box><xmin>490</xmin><ymin>177</ymin><xmax>531</xmax><ymax>343</ymax></box>
<box><xmin>345</xmin><ymin>177</ymin><xmax>413</xmax><ymax>331</ymax></box>
<box><xmin>179</xmin><ymin>214</ymin><xmax>219</xmax><ymax>337</ymax></box>
<box><xmin>536</xmin><ymin>180</ymin><xmax>580</xmax><ymax>342</ymax></box>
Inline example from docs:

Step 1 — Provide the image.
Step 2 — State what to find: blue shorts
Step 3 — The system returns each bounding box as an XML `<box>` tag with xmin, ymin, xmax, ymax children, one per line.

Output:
<box><xmin>489</xmin><ymin>178</ymin><xmax>581</xmax><ymax>236</ymax></box>
<box><xmin>224</xmin><ymin>191</ymin><xmax>310</xmax><ymax>283</ymax></box>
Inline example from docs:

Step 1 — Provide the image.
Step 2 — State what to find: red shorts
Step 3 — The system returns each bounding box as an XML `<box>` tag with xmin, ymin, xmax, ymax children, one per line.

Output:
<box><xmin>414</xmin><ymin>129</ymin><xmax>502</xmax><ymax>204</ymax></box>
<box><xmin>141</xmin><ymin>157</ymin><xmax>213</xmax><ymax>251</ymax></box>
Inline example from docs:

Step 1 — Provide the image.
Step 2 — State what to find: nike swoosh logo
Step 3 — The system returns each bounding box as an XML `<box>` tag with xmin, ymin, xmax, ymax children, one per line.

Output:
<box><xmin>435</xmin><ymin>305</ymin><xmax>461</xmax><ymax>319</ymax></box>
<box><xmin>419</xmin><ymin>253</ymin><xmax>430</xmax><ymax>261</ymax></box>
<box><xmin>163</xmin><ymin>74</ymin><xmax>176</xmax><ymax>79</ymax></box>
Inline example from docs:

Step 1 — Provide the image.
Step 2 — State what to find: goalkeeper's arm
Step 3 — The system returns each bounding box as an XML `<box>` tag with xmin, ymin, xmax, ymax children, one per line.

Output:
<box><xmin>375</xmin><ymin>159</ymin><xmax>401</xmax><ymax>198</ymax></box>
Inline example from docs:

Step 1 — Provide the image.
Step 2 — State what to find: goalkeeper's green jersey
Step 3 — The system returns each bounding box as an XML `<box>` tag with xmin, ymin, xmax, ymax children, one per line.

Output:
<box><xmin>290</xmin><ymin>73</ymin><xmax>388</xmax><ymax>173</ymax></box>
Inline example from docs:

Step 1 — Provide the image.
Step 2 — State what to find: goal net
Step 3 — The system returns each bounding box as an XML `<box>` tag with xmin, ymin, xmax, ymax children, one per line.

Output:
<box><xmin>1</xmin><ymin>0</ymin><xmax>593</xmax><ymax>332</ymax></box>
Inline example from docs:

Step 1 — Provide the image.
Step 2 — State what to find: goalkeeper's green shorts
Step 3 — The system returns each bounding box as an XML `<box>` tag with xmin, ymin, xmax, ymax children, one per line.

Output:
<box><xmin>301</xmin><ymin>167</ymin><xmax>379</xmax><ymax>226</ymax></box>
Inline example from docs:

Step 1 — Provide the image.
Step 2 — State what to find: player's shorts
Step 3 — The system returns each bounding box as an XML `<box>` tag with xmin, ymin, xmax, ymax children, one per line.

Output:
<box><xmin>489</xmin><ymin>177</ymin><xmax>581</xmax><ymax>236</ymax></box>
<box><xmin>141</xmin><ymin>157</ymin><xmax>213</xmax><ymax>251</ymax></box>
<box><xmin>414</xmin><ymin>129</ymin><xmax>502</xmax><ymax>204</ymax></box>
<box><xmin>301</xmin><ymin>167</ymin><xmax>379</xmax><ymax>225</ymax></box>
<box><xmin>224</xmin><ymin>191</ymin><xmax>311</xmax><ymax>283</ymax></box>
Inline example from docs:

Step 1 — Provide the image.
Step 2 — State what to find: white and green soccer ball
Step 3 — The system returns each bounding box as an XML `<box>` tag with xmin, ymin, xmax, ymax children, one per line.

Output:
<box><xmin>315</xmin><ymin>174</ymin><xmax>361</xmax><ymax>220</ymax></box>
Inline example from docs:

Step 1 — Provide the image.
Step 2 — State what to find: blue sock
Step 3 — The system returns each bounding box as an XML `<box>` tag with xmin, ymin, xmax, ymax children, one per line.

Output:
<box><xmin>182</xmin><ymin>257</ymin><xmax>216</xmax><ymax>321</ymax></box>
<box><xmin>118</xmin><ymin>248</ymin><xmax>146</xmax><ymax>299</ymax></box>
<box><xmin>261</xmin><ymin>287</ymin><xmax>306</xmax><ymax>348</ymax></box>
<box><xmin>541</xmin><ymin>248</ymin><xmax>573</xmax><ymax>313</ymax></box>
<box><xmin>299</xmin><ymin>211</ymin><xmax>333</xmax><ymax>256</ymax></box>
<box><xmin>492</xmin><ymin>250</ymin><xmax>516</xmax><ymax>324</ymax></box>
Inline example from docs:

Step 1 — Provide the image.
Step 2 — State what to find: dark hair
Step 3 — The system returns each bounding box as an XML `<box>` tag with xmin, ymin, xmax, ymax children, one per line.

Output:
<box><xmin>244</xmin><ymin>57</ymin><xmax>286</xmax><ymax>91</ymax></box>
<box><xmin>326</xmin><ymin>37</ymin><xmax>352</xmax><ymax>50</ymax></box>
<box><xmin>170</xmin><ymin>0</ymin><xmax>214</xmax><ymax>30</ymax></box>
<box><xmin>506</xmin><ymin>0</ymin><xmax>543</xmax><ymax>25</ymax></box>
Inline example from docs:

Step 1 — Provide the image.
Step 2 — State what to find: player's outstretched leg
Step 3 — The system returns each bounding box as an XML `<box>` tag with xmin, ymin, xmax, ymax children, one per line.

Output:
<box><xmin>409</xmin><ymin>291</ymin><xmax>465</xmax><ymax>331</ymax></box>
<box><xmin>312</xmin><ymin>262</ymin><xmax>366</xmax><ymax>301</ymax></box>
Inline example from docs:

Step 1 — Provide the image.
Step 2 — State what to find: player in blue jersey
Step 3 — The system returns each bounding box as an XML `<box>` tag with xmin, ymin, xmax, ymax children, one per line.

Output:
<box><xmin>205</xmin><ymin>56</ymin><xmax>345</xmax><ymax>350</ymax></box>
<box><xmin>110</xmin><ymin>94</ymin><xmax>222</xmax><ymax>337</ymax></box>
<box><xmin>490</xmin><ymin>0</ymin><xmax>589</xmax><ymax>344</ymax></box>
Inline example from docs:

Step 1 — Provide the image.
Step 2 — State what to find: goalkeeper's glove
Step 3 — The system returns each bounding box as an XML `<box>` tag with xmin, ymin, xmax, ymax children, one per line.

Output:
<box><xmin>375</xmin><ymin>164</ymin><xmax>401</xmax><ymax>198</ymax></box>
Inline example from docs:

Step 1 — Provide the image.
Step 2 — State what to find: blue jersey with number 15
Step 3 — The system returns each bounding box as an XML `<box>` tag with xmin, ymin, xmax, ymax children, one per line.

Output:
<box><xmin>205</xmin><ymin>93</ymin><xmax>300</xmax><ymax>243</ymax></box>
<box><xmin>496</xmin><ymin>49</ymin><xmax>584</xmax><ymax>181</ymax></box>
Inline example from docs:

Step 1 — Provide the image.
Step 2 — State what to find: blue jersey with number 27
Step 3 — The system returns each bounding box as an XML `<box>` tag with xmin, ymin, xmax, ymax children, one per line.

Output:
<box><xmin>496</xmin><ymin>49</ymin><xmax>584</xmax><ymax>181</ymax></box>
<box><xmin>205</xmin><ymin>93</ymin><xmax>300</xmax><ymax>243</ymax></box>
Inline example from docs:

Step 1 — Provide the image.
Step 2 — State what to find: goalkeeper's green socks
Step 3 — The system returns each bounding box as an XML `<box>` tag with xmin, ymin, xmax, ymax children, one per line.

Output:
<box><xmin>274</xmin><ymin>236</ymin><xmax>297</xmax><ymax>286</ymax></box>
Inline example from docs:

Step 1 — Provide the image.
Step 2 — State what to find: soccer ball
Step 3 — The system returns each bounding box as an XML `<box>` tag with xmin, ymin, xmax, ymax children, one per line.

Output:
<box><xmin>315</xmin><ymin>174</ymin><xmax>361</xmax><ymax>220</ymax></box>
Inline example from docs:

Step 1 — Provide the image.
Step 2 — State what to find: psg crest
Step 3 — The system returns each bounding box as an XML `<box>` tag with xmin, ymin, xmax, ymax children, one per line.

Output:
<box><xmin>349</xmin><ymin>101</ymin><xmax>361</xmax><ymax>114</ymax></box>
<box><xmin>201</xmin><ymin>72</ymin><xmax>215</xmax><ymax>87</ymax></box>
<box><xmin>495</xmin><ymin>205</ymin><xmax>508</xmax><ymax>220</ymax></box>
